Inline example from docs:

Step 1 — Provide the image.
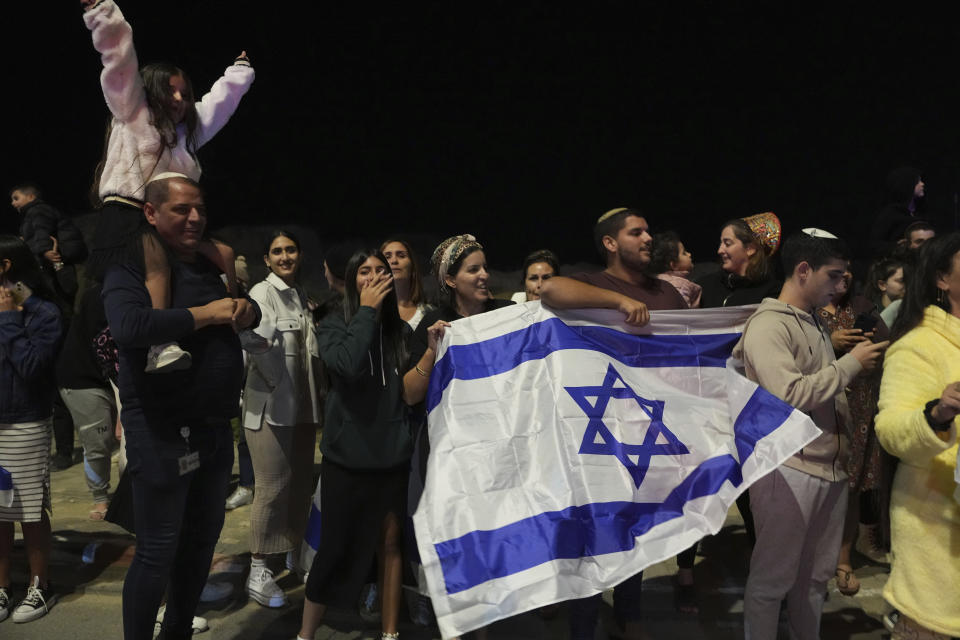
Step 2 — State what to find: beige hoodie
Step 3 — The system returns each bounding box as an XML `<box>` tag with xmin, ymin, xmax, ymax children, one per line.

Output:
<box><xmin>732</xmin><ymin>298</ymin><xmax>862</xmax><ymax>481</ymax></box>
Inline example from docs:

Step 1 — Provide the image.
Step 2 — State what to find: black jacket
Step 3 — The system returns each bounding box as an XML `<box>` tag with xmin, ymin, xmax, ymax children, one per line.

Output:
<box><xmin>19</xmin><ymin>199</ymin><xmax>88</xmax><ymax>264</ymax></box>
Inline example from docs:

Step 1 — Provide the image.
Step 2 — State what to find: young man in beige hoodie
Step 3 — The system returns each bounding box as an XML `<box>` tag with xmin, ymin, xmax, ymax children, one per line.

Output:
<box><xmin>733</xmin><ymin>231</ymin><xmax>888</xmax><ymax>640</ymax></box>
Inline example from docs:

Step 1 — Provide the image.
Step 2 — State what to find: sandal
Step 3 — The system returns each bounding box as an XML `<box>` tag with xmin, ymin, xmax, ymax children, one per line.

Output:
<box><xmin>89</xmin><ymin>503</ymin><xmax>109</xmax><ymax>521</ymax></box>
<box><xmin>835</xmin><ymin>565</ymin><xmax>860</xmax><ymax>596</ymax></box>
<box><xmin>674</xmin><ymin>580</ymin><xmax>699</xmax><ymax>615</ymax></box>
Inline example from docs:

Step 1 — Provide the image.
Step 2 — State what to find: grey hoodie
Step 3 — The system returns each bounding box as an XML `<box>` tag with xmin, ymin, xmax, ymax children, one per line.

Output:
<box><xmin>732</xmin><ymin>298</ymin><xmax>862</xmax><ymax>481</ymax></box>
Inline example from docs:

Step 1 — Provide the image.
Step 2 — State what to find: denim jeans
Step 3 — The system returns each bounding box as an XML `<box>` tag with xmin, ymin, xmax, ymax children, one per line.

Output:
<box><xmin>121</xmin><ymin>421</ymin><xmax>233</xmax><ymax>640</ymax></box>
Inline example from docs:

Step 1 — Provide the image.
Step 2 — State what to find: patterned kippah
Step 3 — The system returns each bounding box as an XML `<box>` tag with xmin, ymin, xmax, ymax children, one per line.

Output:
<box><xmin>742</xmin><ymin>212</ymin><xmax>782</xmax><ymax>255</ymax></box>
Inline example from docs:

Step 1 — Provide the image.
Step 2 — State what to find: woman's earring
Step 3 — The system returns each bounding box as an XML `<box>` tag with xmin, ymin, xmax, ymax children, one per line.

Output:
<box><xmin>937</xmin><ymin>288</ymin><xmax>946</xmax><ymax>306</ymax></box>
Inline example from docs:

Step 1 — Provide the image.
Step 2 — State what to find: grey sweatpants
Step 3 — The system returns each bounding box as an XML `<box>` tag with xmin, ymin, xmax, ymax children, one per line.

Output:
<box><xmin>59</xmin><ymin>386</ymin><xmax>119</xmax><ymax>503</ymax></box>
<box><xmin>744</xmin><ymin>465</ymin><xmax>847</xmax><ymax>640</ymax></box>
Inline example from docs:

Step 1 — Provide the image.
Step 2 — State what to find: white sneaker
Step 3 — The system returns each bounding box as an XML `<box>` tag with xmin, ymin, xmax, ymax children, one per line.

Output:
<box><xmin>247</xmin><ymin>566</ymin><xmax>288</xmax><ymax>608</ymax></box>
<box><xmin>11</xmin><ymin>577</ymin><xmax>56</xmax><ymax>623</ymax></box>
<box><xmin>145</xmin><ymin>342</ymin><xmax>192</xmax><ymax>373</ymax></box>
<box><xmin>155</xmin><ymin>605</ymin><xmax>209</xmax><ymax>634</ymax></box>
<box><xmin>225</xmin><ymin>486</ymin><xmax>253</xmax><ymax>510</ymax></box>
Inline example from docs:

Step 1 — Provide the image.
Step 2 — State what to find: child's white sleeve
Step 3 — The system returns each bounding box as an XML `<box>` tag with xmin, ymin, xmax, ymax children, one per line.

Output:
<box><xmin>84</xmin><ymin>0</ymin><xmax>147</xmax><ymax>123</ymax></box>
<box><xmin>194</xmin><ymin>62</ymin><xmax>256</xmax><ymax>149</ymax></box>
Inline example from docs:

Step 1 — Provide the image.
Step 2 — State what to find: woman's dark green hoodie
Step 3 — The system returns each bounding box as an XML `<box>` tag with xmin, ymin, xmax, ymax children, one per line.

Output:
<box><xmin>317</xmin><ymin>306</ymin><xmax>412</xmax><ymax>470</ymax></box>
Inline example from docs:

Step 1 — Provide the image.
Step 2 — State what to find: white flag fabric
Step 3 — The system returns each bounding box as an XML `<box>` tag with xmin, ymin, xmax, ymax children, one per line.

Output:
<box><xmin>412</xmin><ymin>303</ymin><xmax>822</xmax><ymax>638</ymax></box>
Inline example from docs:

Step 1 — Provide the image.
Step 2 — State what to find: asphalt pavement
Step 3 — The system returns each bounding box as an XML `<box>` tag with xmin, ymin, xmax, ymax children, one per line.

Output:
<box><xmin>1</xmin><ymin>449</ymin><xmax>892</xmax><ymax>639</ymax></box>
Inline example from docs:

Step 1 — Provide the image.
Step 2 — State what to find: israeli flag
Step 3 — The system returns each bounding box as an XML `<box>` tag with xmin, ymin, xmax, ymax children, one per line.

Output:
<box><xmin>412</xmin><ymin>303</ymin><xmax>821</xmax><ymax>638</ymax></box>
<box><xmin>0</xmin><ymin>465</ymin><xmax>12</xmax><ymax>508</ymax></box>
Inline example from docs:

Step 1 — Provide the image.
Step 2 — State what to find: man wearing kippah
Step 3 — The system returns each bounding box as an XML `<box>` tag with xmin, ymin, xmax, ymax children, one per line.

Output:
<box><xmin>102</xmin><ymin>173</ymin><xmax>262</xmax><ymax>638</ymax></box>
<box><xmin>539</xmin><ymin>206</ymin><xmax>687</xmax><ymax>640</ymax></box>
<box><xmin>733</xmin><ymin>230</ymin><xmax>887</xmax><ymax>640</ymax></box>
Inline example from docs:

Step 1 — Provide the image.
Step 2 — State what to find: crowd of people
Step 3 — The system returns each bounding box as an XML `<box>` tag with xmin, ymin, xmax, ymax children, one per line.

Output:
<box><xmin>0</xmin><ymin>1</ymin><xmax>957</xmax><ymax>639</ymax></box>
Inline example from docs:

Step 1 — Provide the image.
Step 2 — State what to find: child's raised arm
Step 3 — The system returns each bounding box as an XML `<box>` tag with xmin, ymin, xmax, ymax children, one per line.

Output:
<box><xmin>193</xmin><ymin>52</ymin><xmax>256</xmax><ymax>149</ymax></box>
<box><xmin>82</xmin><ymin>0</ymin><xmax>147</xmax><ymax>124</ymax></box>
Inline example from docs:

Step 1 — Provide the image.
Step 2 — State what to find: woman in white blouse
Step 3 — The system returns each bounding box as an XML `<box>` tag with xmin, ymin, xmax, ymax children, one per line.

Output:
<box><xmin>242</xmin><ymin>230</ymin><xmax>320</xmax><ymax>608</ymax></box>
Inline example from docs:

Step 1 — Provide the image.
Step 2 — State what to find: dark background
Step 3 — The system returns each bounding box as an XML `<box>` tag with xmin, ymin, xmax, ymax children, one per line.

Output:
<box><xmin>5</xmin><ymin>2</ymin><xmax>960</xmax><ymax>272</ymax></box>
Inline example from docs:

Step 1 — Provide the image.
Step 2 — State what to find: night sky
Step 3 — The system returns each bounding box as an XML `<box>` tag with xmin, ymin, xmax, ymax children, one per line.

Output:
<box><xmin>6</xmin><ymin>3</ymin><xmax>960</xmax><ymax>270</ymax></box>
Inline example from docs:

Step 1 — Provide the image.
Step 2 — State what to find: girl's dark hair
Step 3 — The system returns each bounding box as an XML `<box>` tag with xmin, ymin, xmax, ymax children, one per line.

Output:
<box><xmin>864</xmin><ymin>256</ymin><xmax>905</xmax><ymax>308</ymax></box>
<box><xmin>722</xmin><ymin>219</ymin><xmax>771</xmax><ymax>282</ymax></box>
<box><xmin>90</xmin><ymin>64</ymin><xmax>200</xmax><ymax>206</ymax></box>
<box><xmin>440</xmin><ymin>245</ymin><xmax>483</xmax><ymax>311</ymax></box>
<box><xmin>0</xmin><ymin>235</ymin><xmax>58</xmax><ymax>304</ymax></box>
<box><xmin>263</xmin><ymin>230</ymin><xmax>301</xmax><ymax>255</ymax></box>
<box><xmin>380</xmin><ymin>238</ymin><xmax>425</xmax><ymax>306</ymax></box>
<box><xmin>520</xmin><ymin>249</ymin><xmax>560</xmax><ymax>286</ymax></box>
<box><xmin>343</xmin><ymin>250</ymin><xmax>408</xmax><ymax>369</ymax></box>
<box><xmin>890</xmin><ymin>232</ymin><xmax>960</xmax><ymax>342</ymax></box>
<box><xmin>648</xmin><ymin>232</ymin><xmax>682</xmax><ymax>274</ymax></box>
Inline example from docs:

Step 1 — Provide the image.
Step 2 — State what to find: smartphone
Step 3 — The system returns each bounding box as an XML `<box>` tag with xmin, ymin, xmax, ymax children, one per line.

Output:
<box><xmin>853</xmin><ymin>312</ymin><xmax>878</xmax><ymax>336</ymax></box>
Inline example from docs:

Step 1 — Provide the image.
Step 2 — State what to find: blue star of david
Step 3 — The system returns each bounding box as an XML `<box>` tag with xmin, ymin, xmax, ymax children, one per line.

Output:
<box><xmin>565</xmin><ymin>363</ymin><xmax>689</xmax><ymax>488</ymax></box>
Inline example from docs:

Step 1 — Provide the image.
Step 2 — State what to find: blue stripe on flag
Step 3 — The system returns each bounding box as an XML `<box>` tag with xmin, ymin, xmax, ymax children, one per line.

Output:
<box><xmin>432</xmin><ymin>386</ymin><xmax>791</xmax><ymax>594</ymax></box>
<box><xmin>427</xmin><ymin>318</ymin><xmax>740</xmax><ymax>412</ymax></box>
<box><xmin>304</xmin><ymin>504</ymin><xmax>322</xmax><ymax>551</ymax></box>
<box><xmin>0</xmin><ymin>466</ymin><xmax>12</xmax><ymax>509</ymax></box>
<box><xmin>734</xmin><ymin>386</ymin><xmax>795</xmax><ymax>463</ymax></box>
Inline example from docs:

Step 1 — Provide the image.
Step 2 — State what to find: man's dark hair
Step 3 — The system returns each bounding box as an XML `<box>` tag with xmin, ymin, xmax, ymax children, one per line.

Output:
<box><xmin>593</xmin><ymin>207</ymin><xmax>643</xmax><ymax>262</ymax></box>
<box><xmin>144</xmin><ymin>175</ymin><xmax>203</xmax><ymax>207</ymax></box>
<box><xmin>780</xmin><ymin>232</ymin><xmax>850</xmax><ymax>277</ymax></box>
<box><xmin>9</xmin><ymin>183</ymin><xmax>41</xmax><ymax>199</ymax></box>
<box><xmin>903</xmin><ymin>219</ymin><xmax>935</xmax><ymax>240</ymax></box>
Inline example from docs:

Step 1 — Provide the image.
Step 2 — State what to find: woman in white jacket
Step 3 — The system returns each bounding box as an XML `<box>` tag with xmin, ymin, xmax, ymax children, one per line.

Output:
<box><xmin>242</xmin><ymin>231</ymin><xmax>320</xmax><ymax>608</ymax></box>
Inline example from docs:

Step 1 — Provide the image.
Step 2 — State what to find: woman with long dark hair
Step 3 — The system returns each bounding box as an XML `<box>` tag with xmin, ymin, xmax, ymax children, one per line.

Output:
<box><xmin>299</xmin><ymin>249</ymin><xmax>416</xmax><ymax>640</ymax></box>
<box><xmin>0</xmin><ymin>236</ymin><xmax>63</xmax><ymax>623</ymax></box>
<box><xmin>241</xmin><ymin>231</ymin><xmax>319</xmax><ymax>608</ymax></box>
<box><xmin>875</xmin><ymin>233</ymin><xmax>960</xmax><ymax>638</ymax></box>
<box><xmin>816</xmin><ymin>270</ymin><xmax>889</xmax><ymax>596</ymax></box>
<box><xmin>380</xmin><ymin>238</ymin><xmax>431</xmax><ymax>330</ymax></box>
<box><xmin>864</xmin><ymin>256</ymin><xmax>906</xmax><ymax>311</ymax></box>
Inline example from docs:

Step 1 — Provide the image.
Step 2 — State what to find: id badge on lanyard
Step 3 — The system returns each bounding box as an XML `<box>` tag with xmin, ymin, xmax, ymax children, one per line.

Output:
<box><xmin>177</xmin><ymin>426</ymin><xmax>200</xmax><ymax>476</ymax></box>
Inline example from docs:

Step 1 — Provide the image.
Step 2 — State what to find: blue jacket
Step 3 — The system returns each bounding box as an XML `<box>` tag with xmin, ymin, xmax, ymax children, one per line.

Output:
<box><xmin>0</xmin><ymin>296</ymin><xmax>63</xmax><ymax>423</ymax></box>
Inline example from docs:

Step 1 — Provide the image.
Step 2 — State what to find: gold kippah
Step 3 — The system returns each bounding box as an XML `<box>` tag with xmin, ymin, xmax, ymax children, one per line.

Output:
<box><xmin>597</xmin><ymin>207</ymin><xmax>629</xmax><ymax>223</ymax></box>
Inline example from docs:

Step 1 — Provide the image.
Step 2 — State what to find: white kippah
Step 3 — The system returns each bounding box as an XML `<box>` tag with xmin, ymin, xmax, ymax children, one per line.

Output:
<box><xmin>147</xmin><ymin>171</ymin><xmax>190</xmax><ymax>184</ymax></box>
<box><xmin>801</xmin><ymin>227</ymin><xmax>839</xmax><ymax>239</ymax></box>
